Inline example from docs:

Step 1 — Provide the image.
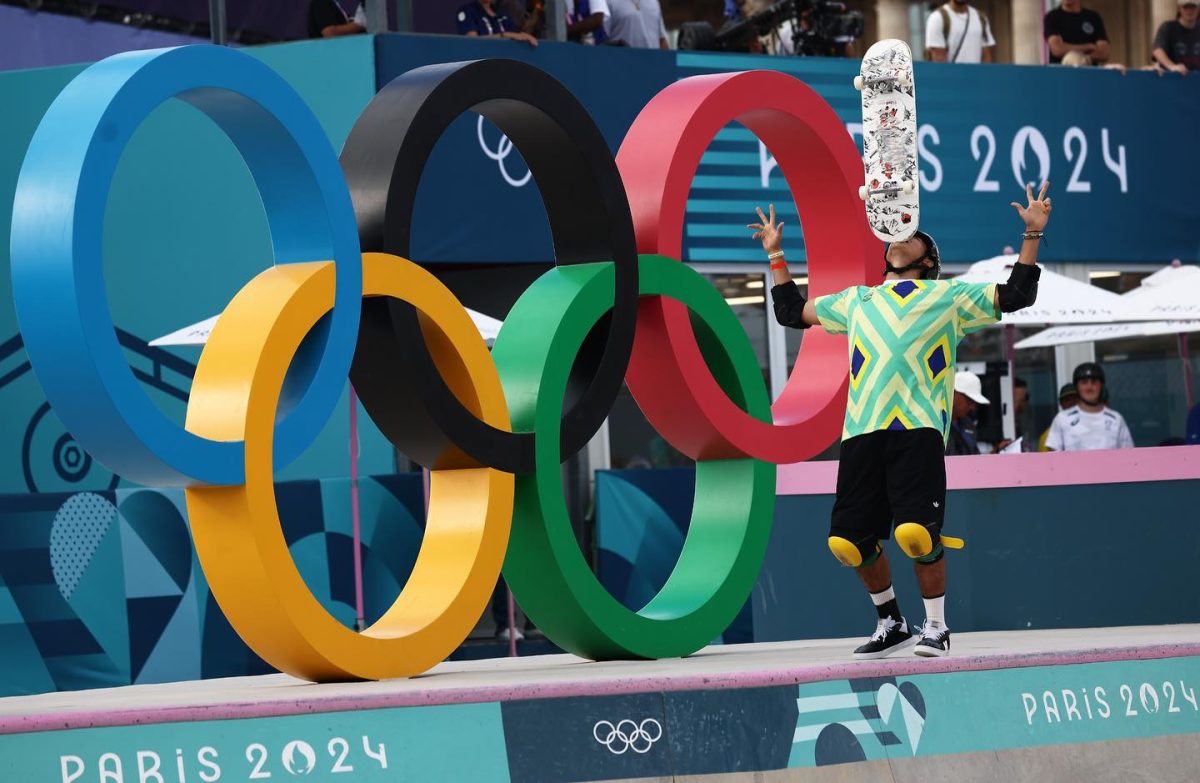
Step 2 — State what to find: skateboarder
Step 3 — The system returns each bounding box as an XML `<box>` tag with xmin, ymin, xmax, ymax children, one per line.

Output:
<box><xmin>746</xmin><ymin>182</ymin><xmax>1051</xmax><ymax>658</ymax></box>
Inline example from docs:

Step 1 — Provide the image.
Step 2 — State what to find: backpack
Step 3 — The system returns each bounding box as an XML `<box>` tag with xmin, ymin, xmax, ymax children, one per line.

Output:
<box><xmin>925</xmin><ymin>3</ymin><xmax>991</xmax><ymax>61</ymax></box>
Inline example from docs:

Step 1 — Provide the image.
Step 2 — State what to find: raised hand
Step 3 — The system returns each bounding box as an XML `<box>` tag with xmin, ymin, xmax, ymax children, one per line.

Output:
<box><xmin>1011</xmin><ymin>181</ymin><xmax>1052</xmax><ymax>232</ymax></box>
<box><xmin>747</xmin><ymin>204</ymin><xmax>784</xmax><ymax>254</ymax></box>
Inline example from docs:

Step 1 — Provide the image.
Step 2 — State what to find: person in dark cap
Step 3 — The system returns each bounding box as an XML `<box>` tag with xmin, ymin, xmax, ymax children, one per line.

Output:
<box><xmin>1056</xmin><ymin>382</ymin><xmax>1080</xmax><ymax>410</ymax></box>
<box><xmin>1044</xmin><ymin>363</ymin><xmax>1133</xmax><ymax>451</ymax></box>
<box><xmin>1038</xmin><ymin>383</ymin><xmax>1079</xmax><ymax>450</ymax></box>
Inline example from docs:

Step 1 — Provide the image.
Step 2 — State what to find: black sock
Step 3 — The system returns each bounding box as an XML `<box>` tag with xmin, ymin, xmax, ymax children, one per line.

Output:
<box><xmin>869</xmin><ymin>585</ymin><xmax>903</xmax><ymax>623</ymax></box>
<box><xmin>875</xmin><ymin>598</ymin><xmax>902</xmax><ymax>623</ymax></box>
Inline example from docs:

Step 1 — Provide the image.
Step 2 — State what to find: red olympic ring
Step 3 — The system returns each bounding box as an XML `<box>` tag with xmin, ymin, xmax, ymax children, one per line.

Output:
<box><xmin>619</xmin><ymin>70</ymin><xmax>881</xmax><ymax>463</ymax></box>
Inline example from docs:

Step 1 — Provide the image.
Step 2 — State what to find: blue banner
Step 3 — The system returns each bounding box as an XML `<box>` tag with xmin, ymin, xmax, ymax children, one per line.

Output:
<box><xmin>679</xmin><ymin>53</ymin><xmax>1198</xmax><ymax>266</ymax></box>
<box><xmin>374</xmin><ymin>36</ymin><xmax>1200</xmax><ymax>266</ymax></box>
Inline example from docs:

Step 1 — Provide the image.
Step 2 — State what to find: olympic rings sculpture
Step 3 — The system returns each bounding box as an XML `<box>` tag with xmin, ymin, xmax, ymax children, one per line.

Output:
<box><xmin>10</xmin><ymin>46</ymin><xmax>877</xmax><ymax>682</ymax></box>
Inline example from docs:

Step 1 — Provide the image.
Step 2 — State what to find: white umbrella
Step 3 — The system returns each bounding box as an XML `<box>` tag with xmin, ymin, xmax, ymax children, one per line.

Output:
<box><xmin>1116</xmin><ymin>264</ymin><xmax>1200</xmax><ymax>321</ymax></box>
<box><xmin>954</xmin><ymin>255</ymin><xmax>1127</xmax><ymax>325</ymax></box>
<box><xmin>1014</xmin><ymin>320</ymin><xmax>1200</xmax><ymax>350</ymax></box>
<box><xmin>149</xmin><ymin>315</ymin><xmax>220</xmax><ymax>347</ymax></box>
<box><xmin>151</xmin><ymin>308</ymin><xmax>504</xmax><ymax>347</ymax></box>
<box><xmin>1013</xmin><ymin>263</ymin><xmax>1200</xmax><ymax>407</ymax></box>
<box><xmin>1125</xmin><ymin>262</ymin><xmax>1200</xmax><ymax>293</ymax></box>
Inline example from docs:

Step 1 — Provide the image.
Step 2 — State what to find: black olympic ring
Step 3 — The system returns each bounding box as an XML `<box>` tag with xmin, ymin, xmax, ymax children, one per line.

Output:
<box><xmin>593</xmin><ymin>718</ymin><xmax>664</xmax><ymax>754</ymax></box>
<box><xmin>341</xmin><ymin>59</ymin><xmax>638</xmax><ymax>473</ymax></box>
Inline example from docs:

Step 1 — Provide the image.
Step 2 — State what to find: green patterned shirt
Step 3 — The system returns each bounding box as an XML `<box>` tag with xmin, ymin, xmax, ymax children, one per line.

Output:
<box><xmin>813</xmin><ymin>278</ymin><xmax>999</xmax><ymax>442</ymax></box>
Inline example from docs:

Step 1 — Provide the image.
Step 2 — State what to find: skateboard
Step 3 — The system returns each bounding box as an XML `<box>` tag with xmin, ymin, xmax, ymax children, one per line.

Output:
<box><xmin>855</xmin><ymin>39</ymin><xmax>918</xmax><ymax>243</ymax></box>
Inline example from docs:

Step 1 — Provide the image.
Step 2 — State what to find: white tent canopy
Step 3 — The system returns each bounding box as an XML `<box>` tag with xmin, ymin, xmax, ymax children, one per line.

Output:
<box><xmin>151</xmin><ymin>309</ymin><xmax>505</xmax><ymax>347</ymax></box>
<box><xmin>1014</xmin><ymin>263</ymin><xmax>1200</xmax><ymax>349</ymax></box>
<box><xmin>954</xmin><ymin>255</ymin><xmax>1127</xmax><ymax>325</ymax></box>
<box><xmin>1117</xmin><ymin>264</ymin><xmax>1200</xmax><ymax>321</ymax></box>
<box><xmin>1014</xmin><ymin>320</ymin><xmax>1200</xmax><ymax>350</ymax></box>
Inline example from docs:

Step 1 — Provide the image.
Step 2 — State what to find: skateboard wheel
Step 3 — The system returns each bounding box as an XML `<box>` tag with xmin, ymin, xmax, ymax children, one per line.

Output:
<box><xmin>901</xmin><ymin>180</ymin><xmax>916</xmax><ymax>195</ymax></box>
<box><xmin>858</xmin><ymin>185</ymin><xmax>869</xmax><ymax>200</ymax></box>
<box><xmin>853</xmin><ymin>75</ymin><xmax>864</xmax><ymax>91</ymax></box>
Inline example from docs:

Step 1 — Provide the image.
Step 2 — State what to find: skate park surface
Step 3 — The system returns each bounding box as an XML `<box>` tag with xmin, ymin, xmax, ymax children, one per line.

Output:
<box><xmin>3</xmin><ymin>624</ymin><xmax>1197</xmax><ymax>782</ymax></box>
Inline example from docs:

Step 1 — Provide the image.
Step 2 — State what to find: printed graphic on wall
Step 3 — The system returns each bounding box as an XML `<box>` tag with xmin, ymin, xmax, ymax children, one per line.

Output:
<box><xmin>0</xmin><ymin>475</ymin><xmax>424</xmax><ymax>696</ymax></box>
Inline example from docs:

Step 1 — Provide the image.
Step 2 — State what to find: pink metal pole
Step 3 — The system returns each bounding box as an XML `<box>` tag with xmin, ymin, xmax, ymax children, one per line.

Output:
<box><xmin>507</xmin><ymin>587</ymin><xmax>518</xmax><ymax>657</ymax></box>
<box><xmin>1181</xmin><ymin>333</ymin><xmax>1194</xmax><ymax>410</ymax></box>
<box><xmin>1005</xmin><ymin>323</ymin><xmax>1017</xmax><ymax>439</ymax></box>
<box><xmin>349</xmin><ymin>385</ymin><xmax>365</xmax><ymax>632</ymax></box>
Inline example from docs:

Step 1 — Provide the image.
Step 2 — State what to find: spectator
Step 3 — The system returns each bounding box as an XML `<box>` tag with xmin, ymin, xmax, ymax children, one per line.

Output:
<box><xmin>1057</xmin><ymin>382</ymin><xmax>1080</xmax><ymax>410</ymax></box>
<box><xmin>996</xmin><ymin>376</ymin><xmax>1032</xmax><ymax>452</ymax></box>
<box><xmin>457</xmin><ymin>0</ymin><xmax>539</xmax><ymax>45</ymax></box>
<box><xmin>1186</xmin><ymin>400</ymin><xmax>1200</xmax><ymax>444</ymax></box>
<box><xmin>566</xmin><ymin>0</ymin><xmax>610</xmax><ymax>44</ymax></box>
<box><xmin>1153</xmin><ymin>0</ymin><xmax>1200</xmax><ymax>75</ymax></box>
<box><xmin>1037</xmin><ymin>383</ymin><xmax>1078</xmax><ymax>450</ymax></box>
<box><xmin>777</xmin><ymin>7</ymin><xmax>857</xmax><ymax>57</ymax></box>
<box><xmin>925</xmin><ymin>0</ymin><xmax>995</xmax><ymax>64</ymax></box>
<box><xmin>510</xmin><ymin>0</ymin><xmax>547</xmax><ymax>39</ymax></box>
<box><xmin>946</xmin><ymin>371</ymin><xmax>989</xmax><ymax>456</ymax></box>
<box><xmin>1044</xmin><ymin>363</ymin><xmax>1134</xmax><ymax>451</ymax></box>
<box><xmin>606</xmin><ymin>0</ymin><xmax>669</xmax><ymax>49</ymax></box>
<box><xmin>1044</xmin><ymin>0</ymin><xmax>1109</xmax><ymax>65</ymax></box>
<box><xmin>308</xmin><ymin>0</ymin><xmax>365</xmax><ymax>38</ymax></box>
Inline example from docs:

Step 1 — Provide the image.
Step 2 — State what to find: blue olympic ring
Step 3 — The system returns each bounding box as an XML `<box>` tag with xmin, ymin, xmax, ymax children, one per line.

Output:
<box><xmin>9</xmin><ymin>46</ymin><xmax>362</xmax><ymax>486</ymax></box>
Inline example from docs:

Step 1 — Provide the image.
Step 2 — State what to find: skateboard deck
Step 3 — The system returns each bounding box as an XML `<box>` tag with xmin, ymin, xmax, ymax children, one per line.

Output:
<box><xmin>856</xmin><ymin>38</ymin><xmax>918</xmax><ymax>243</ymax></box>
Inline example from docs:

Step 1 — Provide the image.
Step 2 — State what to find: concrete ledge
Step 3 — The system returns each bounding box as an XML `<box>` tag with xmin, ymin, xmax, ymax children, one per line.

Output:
<box><xmin>2</xmin><ymin>626</ymin><xmax>1198</xmax><ymax>782</ymax></box>
<box><xmin>2</xmin><ymin>624</ymin><xmax>1198</xmax><ymax>734</ymax></box>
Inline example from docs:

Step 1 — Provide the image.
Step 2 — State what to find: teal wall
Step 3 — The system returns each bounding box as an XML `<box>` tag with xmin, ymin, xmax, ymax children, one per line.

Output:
<box><xmin>0</xmin><ymin>474</ymin><xmax>425</xmax><ymax>696</ymax></box>
<box><xmin>755</xmin><ymin>479</ymin><xmax>1200</xmax><ymax>641</ymax></box>
<box><xmin>0</xmin><ymin>37</ymin><xmax>396</xmax><ymax>492</ymax></box>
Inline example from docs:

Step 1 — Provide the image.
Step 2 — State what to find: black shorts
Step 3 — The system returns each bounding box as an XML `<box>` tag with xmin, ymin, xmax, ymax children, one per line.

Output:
<box><xmin>829</xmin><ymin>428</ymin><xmax>946</xmax><ymax>558</ymax></box>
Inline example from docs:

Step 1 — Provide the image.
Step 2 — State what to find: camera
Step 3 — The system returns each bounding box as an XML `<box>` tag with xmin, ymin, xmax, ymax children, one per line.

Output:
<box><xmin>676</xmin><ymin>0</ymin><xmax>864</xmax><ymax>57</ymax></box>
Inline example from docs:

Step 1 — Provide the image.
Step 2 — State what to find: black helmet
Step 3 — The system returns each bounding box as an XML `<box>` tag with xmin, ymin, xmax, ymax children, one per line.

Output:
<box><xmin>1072</xmin><ymin>362</ymin><xmax>1105</xmax><ymax>385</ymax></box>
<box><xmin>884</xmin><ymin>230</ymin><xmax>941</xmax><ymax>280</ymax></box>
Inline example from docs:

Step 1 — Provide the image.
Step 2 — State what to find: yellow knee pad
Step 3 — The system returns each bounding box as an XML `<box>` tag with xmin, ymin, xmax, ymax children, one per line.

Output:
<box><xmin>894</xmin><ymin>523</ymin><xmax>934</xmax><ymax>559</ymax></box>
<box><xmin>828</xmin><ymin>536</ymin><xmax>880</xmax><ymax>568</ymax></box>
<box><xmin>895</xmin><ymin>524</ymin><xmax>965</xmax><ymax>562</ymax></box>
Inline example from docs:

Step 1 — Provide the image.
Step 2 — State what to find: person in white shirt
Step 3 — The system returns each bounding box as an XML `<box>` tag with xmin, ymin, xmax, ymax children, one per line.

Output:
<box><xmin>1044</xmin><ymin>362</ymin><xmax>1135</xmax><ymax>451</ymax></box>
<box><xmin>925</xmin><ymin>0</ymin><xmax>996</xmax><ymax>64</ymax></box>
<box><xmin>606</xmin><ymin>0</ymin><xmax>669</xmax><ymax>49</ymax></box>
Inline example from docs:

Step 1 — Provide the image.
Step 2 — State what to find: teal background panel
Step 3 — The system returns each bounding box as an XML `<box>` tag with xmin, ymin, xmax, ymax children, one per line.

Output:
<box><xmin>754</xmin><ymin>479</ymin><xmax>1200</xmax><ymax>642</ymax></box>
<box><xmin>0</xmin><ymin>701</ymin><xmax>509</xmax><ymax>783</ymax></box>
<box><xmin>0</xmin><ymin>473</ymin><xmax>424</xmax><ymax>696</ymax></box>
<box><xmin>786</xmin><ymin>656</ymin><xmax>1200</xmax><ymax>768</ymax></box>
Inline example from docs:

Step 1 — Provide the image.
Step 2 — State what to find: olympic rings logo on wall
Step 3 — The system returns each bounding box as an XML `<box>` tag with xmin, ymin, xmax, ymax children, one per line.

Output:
<box><xmin>476</xmin><ymin>115</ymin><xmax>532</xmax><ymax>188</ymax></box>
<box><xmin>9</xmin><ymin>46</ymin><xmax>878</xmax><ymax>682</ymax></box>
<box><xmin>593</xmin><ymin>719</ymin><xmax>663</xmax><ymax>754</ymax></box>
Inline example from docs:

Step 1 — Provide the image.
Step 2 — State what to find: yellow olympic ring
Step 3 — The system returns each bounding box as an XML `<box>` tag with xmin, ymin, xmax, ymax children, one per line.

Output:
<box><xmin>183</xmin><ymin>254</ymin><xmax>513</xmax><ymax>680</ymax></box>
